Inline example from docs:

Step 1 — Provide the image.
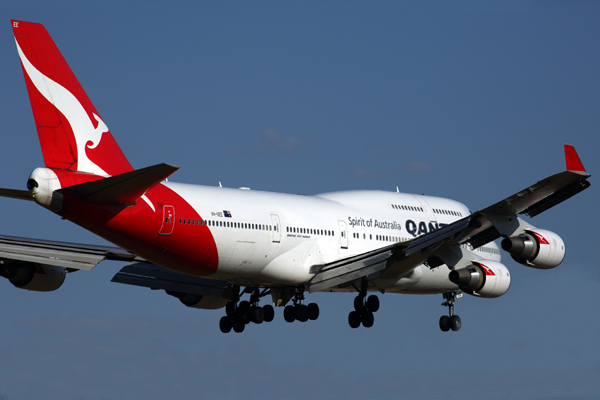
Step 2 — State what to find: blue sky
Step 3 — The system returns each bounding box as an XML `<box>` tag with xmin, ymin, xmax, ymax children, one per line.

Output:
<box><xmin>1</xmin><ymin>1</ymin><xmax>599</xmax><ymax>399</ymax></box>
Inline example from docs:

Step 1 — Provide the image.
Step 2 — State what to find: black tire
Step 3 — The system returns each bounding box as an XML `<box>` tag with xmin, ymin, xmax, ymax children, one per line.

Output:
<box><xmin>361</xmin><ymin>310</ymin><xmax>374</xmax><ymax>328</ymax></box>
<box><xmin>450</xmin><ymin>315</ymin><xmax>461</xmax><ymax>331</ymax></box>
<box><xmin>296</xmin><ymin>304</ymin><xmax>309</xmax><ymax>322</ymax></box>
<box><xmin>263</xmin><ymin>305</ymin><xmax>275</xmax><ymax>322</ymax></box>
<box><xmin>238</xmin><ymin>300</ymin><xmax>250</xmax><ymax>315</ymax></box>
<box><xmin>366</xmin><ymin>295</ymin><xmax>380</xmax><ymax>312</ymax></box>
<box><xmin>284</xmin><ymin>305</ymin><xmax>296</xmax><ymax>323</ymax></box>
<box><xmin>219</xmin><ymin>316</ymin><xmax>232</xmax><ymax>333</ymax></box>
<box><xmin>353</xmin><ymin>295</ymin><xmax>366</xmax><ymax>312</ymax></box>
<box><xmin>232</xmin><ymin>318</ymin><xmax>245</xmax><ymax>333</ymax></box>
<box><xmin>348</xmin><ymin>311</ymin><xmax>361</xmax><ymax>329</ymax></box>
<box><xmin>242</xmin><ymin>310</ymin><xmax>252</xmax><ymax>325</ymax></box>
<box><xmin>439</xmin><ymin>315</ymin><xmax>450</xmax><ymax>332</ymax></box>
<box><xmin>251</xmin><ymin>307</ymin><xmax>265</xmax><ymax>324</ymax></box>
<box><xmin>225</xmin><ymin>302</ymin><xmax>236</xmax><ymax>318</ymax></box>
<box><xmin>307</xmin><ymin>303</ymin><xmax>320</xmax><ymax>321</ymax></box>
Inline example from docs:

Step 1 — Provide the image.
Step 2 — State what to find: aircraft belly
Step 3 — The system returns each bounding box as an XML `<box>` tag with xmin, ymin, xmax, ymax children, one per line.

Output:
<box><xmin>385</xmin><ymin>264</ymin><xmax>458</xmax><ymax>294</ymax></box>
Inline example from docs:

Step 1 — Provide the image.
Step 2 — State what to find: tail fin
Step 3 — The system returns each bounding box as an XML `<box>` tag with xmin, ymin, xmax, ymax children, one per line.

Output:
<box><xmin>12</xmin><ymin>20</ymin><xmax>133</xmax><ymax>176</ymax></box>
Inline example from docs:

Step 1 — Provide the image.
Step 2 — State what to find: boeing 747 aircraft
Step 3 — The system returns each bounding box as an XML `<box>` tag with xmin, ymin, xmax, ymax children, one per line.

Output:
<box><xmin>0</xmin><ymin>20</ymin><xmax>591</xmax><ymax>333</ymax></box>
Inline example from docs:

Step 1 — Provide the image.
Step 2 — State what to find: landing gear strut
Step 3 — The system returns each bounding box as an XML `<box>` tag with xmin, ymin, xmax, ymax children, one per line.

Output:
<box><xmin>348</xmin><ymin>277</ymin><xmax>380</xmax><ymax>329</ymax></box>
<box><xmin>220</xmin><ymin>286</ymin><xmax>275</xmax><ymax>333</ymax></box>
<box><xmin>283</xmin><ymin>286</ymin><xmax>319</xmax><ymax>323</ymax></box>
<box><xmin>439</xmin><ymin>292</ymin><xmax>461</xmax><ymax>332</ymax></box>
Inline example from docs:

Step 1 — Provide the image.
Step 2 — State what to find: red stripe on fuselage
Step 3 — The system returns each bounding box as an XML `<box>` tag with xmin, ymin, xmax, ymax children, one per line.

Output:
<box><xmin>56</xmin><ymin>176</ymin><xmax>219</xmax><ymax>276</ymax></box>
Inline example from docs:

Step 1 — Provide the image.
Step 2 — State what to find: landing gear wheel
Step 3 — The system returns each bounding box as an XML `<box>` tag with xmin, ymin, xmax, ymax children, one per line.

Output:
<box><xmin>251</xmin><ymin>307</ymin><xmax>265</xmax><ymax>324</ymax></box>
<box><xmin>307</xmin><ymin>303</ymin><xmax>319</xmax><ymax>321</ymax></box>
<box><xmin>238</xmin><ymin>300</ymin><xmax>250</xmax><ymax>315</ymax></box>
<box><xmin>296</xmin><ymin>304</ymin><xmax>309</xmax><ymax>322</ymax></box>
<box><xmin>439</xmin><ymin>315</ymin><xmax>450</xmax><ymax>332</ymax></box>
<box><xmin>263</xmin><ymin>305</ymin><xmax>275</xmax><ymax>322</ymax></box>
<box><xmin>232</xmin><ymin>318</ymin><xmax>245</xmax><ymax>333</ymax></box>
<box><xmin>366</xmin><ymin>295</ymin><xmax>380</xmax><ymax>312</ymax></box>
<box><xmin>450</xmin><ymin>315</ymin><xmax>461</xmax><ymax>331</ymax></box>
<box><xmin>225</xmin><ymin>302</ymin><xmax>236</xmax><ymax>318</ymax></box>
<box><xmin>284</xmin><ymin>305</ymin><xmax>296</xmax><ymax>323</ymax></box>
<box><xmin>219</xmin><ymin>316</ymin><xmax>232</xmax><ymax>333</ymax></box>
<box><xmin>354</xmin><ymin>295</ymin><xmax>365</xmax><ymax>312</ymax></box>
<box><xmin>348</xmin><ymin>311</ymin><xmax>361</xmax><ymax>329</ymax></box>
<box><xmin>361</xmin><ymin>310</ymin><xmax>374</xmax><ymax>328</ymax></box>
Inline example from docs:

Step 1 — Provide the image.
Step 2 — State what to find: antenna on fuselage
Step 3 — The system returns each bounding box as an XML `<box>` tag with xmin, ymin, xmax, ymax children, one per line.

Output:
<box><xmin>219</xmin><ymin>181</ymin><xmax>222</xmax><ymax>188</ymax></box>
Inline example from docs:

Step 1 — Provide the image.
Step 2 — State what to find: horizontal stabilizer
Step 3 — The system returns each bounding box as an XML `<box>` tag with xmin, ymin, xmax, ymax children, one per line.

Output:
<box><xmin>59</xmin><ymin>163</ymin><xmax>179</xmax><ymax>206</ymax></box>
<box><xmin>0</xmin><ymin>188</ymin><xmax>33</xmax><ymax>201</ymax></box>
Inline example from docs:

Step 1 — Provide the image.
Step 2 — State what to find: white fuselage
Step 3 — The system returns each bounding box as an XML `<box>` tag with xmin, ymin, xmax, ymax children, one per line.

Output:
<box><xmin>164</xmin><ymin>183</ymin><xmax>501</xmax><ymax>293</ymax></box>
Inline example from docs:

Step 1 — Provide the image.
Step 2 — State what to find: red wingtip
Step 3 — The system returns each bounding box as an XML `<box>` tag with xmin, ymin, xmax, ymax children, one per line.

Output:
<box><xmin>564</xmin><ymin>144</ymin><xmax>586</xmax><ymax>173</ymax></box>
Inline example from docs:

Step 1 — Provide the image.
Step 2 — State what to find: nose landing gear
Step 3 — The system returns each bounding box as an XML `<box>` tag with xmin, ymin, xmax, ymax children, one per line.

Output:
<box><xmin>439</xmin><ymin>292</ymin><xmax>461</xmax><ymax>332</ymax></box>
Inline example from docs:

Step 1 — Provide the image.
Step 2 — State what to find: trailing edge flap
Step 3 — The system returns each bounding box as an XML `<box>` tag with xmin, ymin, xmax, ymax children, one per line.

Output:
<box><xmin>58</xmin><ymin>163</ymin><xmax>179</xmax><ymax>206</ymax></box>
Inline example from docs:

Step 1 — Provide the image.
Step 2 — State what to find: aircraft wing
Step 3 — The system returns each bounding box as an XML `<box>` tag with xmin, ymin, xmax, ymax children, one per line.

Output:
<box><xmin>0</xmin><ymin>234</ymin><xmax>139</xmax><ymax>271</ymax></box>
<box><xmin>0</xmin><ymin>234</ymin><xmax>231</xmax><ymax>297</ymax></box>
<box><xmin>111</xmin><ymin>262</ymin><xmax>231</xmax><ymax>297</ymax></box>
<box><xmin>308</xmin><ymin>145</ymin><xmax>591</xmax><ymax>292</ymax></box>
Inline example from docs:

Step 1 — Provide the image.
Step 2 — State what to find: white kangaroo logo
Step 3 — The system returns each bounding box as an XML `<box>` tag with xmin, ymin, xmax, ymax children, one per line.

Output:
<box><xmin>16</xmin><ymin>40</ymin><xmax>109</xmax><ymax>176</ymax></box>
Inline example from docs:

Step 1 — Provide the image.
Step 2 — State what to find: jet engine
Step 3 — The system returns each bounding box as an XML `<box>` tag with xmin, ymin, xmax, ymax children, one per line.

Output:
<box><xmin>0</xmin><ymin>260</ymin><xmax>66</xmax><ymax>292</ymax></box>
<box><xmin>501</xmin><ymin>229</ymin><xmax>565</xmax><ymax>269</ymax></box>
<box><xmin>166</xmin><ymin>290</ymin><xmax>229</xmax><ymax>310</ymax></box>
<box><xmin>448</xmin><ymin>260</ymin><xmax>511</xmax><ymax>298</ymax></box>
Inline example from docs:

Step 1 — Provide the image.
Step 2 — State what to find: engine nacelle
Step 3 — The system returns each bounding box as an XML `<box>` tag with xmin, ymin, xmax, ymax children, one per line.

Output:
<box><xmin>0</xmin><ymin>261</ymin><xmax>66</xmax><ymax>292</ymax></box>
<box><xmin>166</xmin><ymin>291</ymin><xmax>229</xmax><ymax>310</ymax></box>
<box><xmin>501</xmin><ymin>229</ymin><xmax>565</xmax><ymax>269</ymax></box>
<box><xmin>449</xmin><ymin>260</ymin><xmax>511</xmax><ymax>298</ymax></box>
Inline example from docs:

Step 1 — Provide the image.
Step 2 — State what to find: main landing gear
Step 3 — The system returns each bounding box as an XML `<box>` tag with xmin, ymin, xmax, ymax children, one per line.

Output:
<box><xmin>348</xmin><ymin>277</ymin><xmax>380</xmax><ymax>329</ymax></box>
<box><xmin>439</xmin><ymin>292</ymin><xmax>461</xmax><ymax>332</ymax></box>
<box><xmin>283</xmin><ymin>286</ymin><xmax>320</xmax><ymax>323</ymax></box>
<box><xmin>219</xmin><ymin>286</ymin><xmax>275</xmax><ymax>333</ymax></box>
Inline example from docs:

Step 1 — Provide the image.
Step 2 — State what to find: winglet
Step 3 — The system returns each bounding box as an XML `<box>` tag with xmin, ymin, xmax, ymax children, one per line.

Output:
<box><xmin>564</xmin><ymin>144</ymin><xmax>588</xmax><ymax>174</ymax></box>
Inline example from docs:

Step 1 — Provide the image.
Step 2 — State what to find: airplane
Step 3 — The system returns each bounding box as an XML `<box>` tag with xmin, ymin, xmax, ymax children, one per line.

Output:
<box><xmin>0</xmin><ymin>20</ymin><xmax>591</xmax><ymax>334</ymax></box>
